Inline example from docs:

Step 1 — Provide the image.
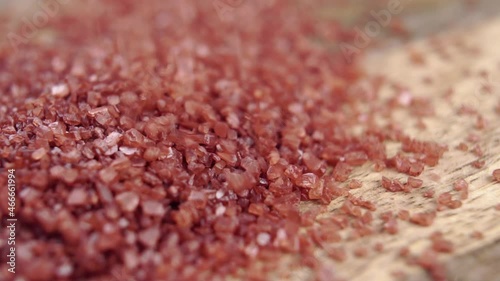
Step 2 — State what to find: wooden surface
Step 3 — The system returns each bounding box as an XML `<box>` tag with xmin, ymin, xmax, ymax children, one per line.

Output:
<box><xmin>286</xmin><ymin>15</ymin><xmax>500</xmax><ymax>281</ymax></box>
<box><xmin>1</xmin><ymin>1</ymin><xmax>499</xmax><ymax>281</ymax></box>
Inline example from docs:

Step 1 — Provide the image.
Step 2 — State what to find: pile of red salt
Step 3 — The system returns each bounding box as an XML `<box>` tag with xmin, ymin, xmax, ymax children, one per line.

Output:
<box><xmin>0</xmin><ymin>1</ymin><xmax>497</xmax><ymax>281</ymax></box>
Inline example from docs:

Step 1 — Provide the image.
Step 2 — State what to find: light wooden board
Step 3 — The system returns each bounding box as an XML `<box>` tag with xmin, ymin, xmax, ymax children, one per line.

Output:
<box><xmin>284</xmin><ymin>16</ymin><xmax>500</xmax><ymax>281</ymax></box>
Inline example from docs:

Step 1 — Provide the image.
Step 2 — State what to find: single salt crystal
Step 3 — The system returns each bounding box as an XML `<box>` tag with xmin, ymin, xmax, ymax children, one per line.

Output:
<box><xmin>138</xmin><ymin>227</ymin><xmax>160</xmax><ymax>248</ymax></box>
<box><xmin>215</xmin><ymin>189</ymin><xmax>225</xmax><ymax>199</ymax></box>
<box><xmin>244</xmin><ymin>244</ymin><xmax>259</xmax><ymax>258</ymax></box>
<box><xmin>215</xmin><ymin>205</ymin><xmax>226</xmax><ymax>216</ymax></box>
<box><xmin>256</xmin><ymin>232</ymin><xmax>271</xmax><ymax>246</ymax></box>
<box><xmin>142</xmin><ymin>200</ymin><xmax>166</xmax><ymax>217</ymax></box>
<box><xmin>493</xmin><ymin>169</ymin><xmax>500</xmax><ymax>182</ymax></box>
<box><xmin>104</xmin><ymin>132</ymin><xmax>123</xmax><ymax>146</ymax></box>
<box><xmin>31</xmin><ymin>147</ymin><xmax>47</xmax><ymax>160</ymax></box>
<box><xmin>56</xmin><ymin>263</ymin><xmax>73</xmax><ymax>277</ymax></box>
<box><xmin>107</xmin><ymin>95</ymin><xmax>120</xmax><ymax>105</ymax></box>
<box><xmin>99</xmin><ymin>167</ymin><xmax>118</xmax><ymax>184</ymax></box>
<box><xmin>123</xmin><ymin>249</ymin><xmax>139</xmax><ymax>269</ymax></box>
<box><xmin>51</xmin><ymin>84</ymin><xmax>70</xmax><ymax>98</ymax></box>
<box><xmin>118</xmin><ymin>218</ymin><xmax>129</xmax><ymax>228</ymax></box>
<box><xmin>105</xmin><ymin>145</ymin><xmax>118</xmax><ymax>156</ymax></box>
<box><xmin>276</xmin><ymin>228</ymin><xmax>287</xmax><ymax>241</ymax></box>
<box><xmin>88</xmin><ymin>106</ymin><xmax>109</xmax><ymax>117</ymax></box>
<box><xmin>120</xmin><ymin>146</ymin><xmax>138</xmax><ymax>155</ymax></box>
<box><xmin>67</xmin><ymin>188</ymin><xmax>87</xmax><ymax>206</ymax></box>
<box><xmin>116</xmin><ymin>191</ymin><xmax>140</xmax><ymax>212</ymax></box>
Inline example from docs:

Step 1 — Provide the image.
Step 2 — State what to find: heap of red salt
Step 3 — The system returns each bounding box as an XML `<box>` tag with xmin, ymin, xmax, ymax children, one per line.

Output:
<box><xmin>0</xmin><ymin>1</ymin><xmax>495</xmax><ymax>281</ymax></box>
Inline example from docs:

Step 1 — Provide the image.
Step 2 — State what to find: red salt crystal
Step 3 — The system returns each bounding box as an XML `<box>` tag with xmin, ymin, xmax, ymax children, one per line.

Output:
<box><xmin>213</xmin><ymin>216</ymin><xmax>238</xmax><ymax>234</ymax></box>
<box><xmin>410</xmin><ymin>211</ymin><xmax>436</xmax><ymax>226</ymax></box>
<box><xmin>56</xmin><ymin>211</ymin><xmax>80</xmax><ymax>244</ymax></box>
<box><xmin>297</xmin><ymin>173</ymin><xmax>320</xmax><ymax>189</ymax></box>
<box><xmin>381</xmin><ymin>176</ymin><xmax>392</xmax><ymax>189</ymax></box>
<box><xmin>99</xmin><ymin>167</ymin><xmax>118</xmax><ymax>184</ymax></box>
<box><xmin>347</xmin><ymin>179</ymin><xmax>362</xmax><ymax>189</ymax></box>
<box><xmin>383</xmin><ymin>218</ymin><xmax>398</xmax><ymax>234</ymax></box>
<box><xmin>142</xmin><ymin>200</ymin><xmax>166</xmax><ymax>217</ymax></box>
<box><xmin>217</xmin><ymin>151</ymin><xmax>238</xmax><ymax>167</ymax></box>
<box><xmin>493</xmin><ymin>169</ymin><xmax>500</xmax><ymax>182</ymax></box>
<box><xmin>308</xmin><ymin>180</ymin><xmax>324</xmax><ymax>200</ymax></box>
<box><xmin>437</xmin><ymin>192</ymin><xmax>452</xmax><ymax>205</ymax></box>
<box><xmin>326</xmin><ymin>246</ymin><xmax>347</xmax><ymax>262</ymax></box>
<box><xmin>415</xmin><ymin>250</ymin><xmax>447</xmax><ymax>281</ymax></box>
<box><xmin>408</xmin><ymin>162</ymin><xmax>424</xmax><ymax>176</ymax></box>
<box><xmin>360</xmin><ymin>211</ymin><xmax>373</xmax><ymax>225</ymax></box>
<box><xmin>248</xmin><ymin>203</ymin><xmax>268</xmax><ymax>216</ymax></box>
<box><xmin>111</xmin><ymin>157</ymin><xmax>132</xmax><ymax>171</ymax></box>
<box><xmin>241</xmin><ymin>156</ymin><xmax>260</xmax><ymax>177</ymax></box>
<box><xmin>373</xmin><ymin>243</ymin><xmax>384</xmax><ymax>252</ymax></box>
<box><xmin>341</xmin><ymin>200</ymin><xmax>362</xmax><ymax>217</ymax></box>
<box><xmin>123</xmin><ymin>128</ymin><xmax>145</xmax><ymax>148</ymax></box>
<box><xmin>138</xmin><ymin>226</ymin><xmax>160</xmax><ymax>248</ymax></box>
<box><xmin>50</xmin><ymin>166</ymin><xmax>78</xmax><ymax>184</ymax></box>
<box><xmin>31</xmin><ymin>147</ymin><xmax>47</xmax><ymax>160</ymax></box>
<box><xmin>380</xmin><ymin>211</ymin><xmax>394</xmax><ymax>222</ymax></box>
<box><xmin>267</xmin><ymin>150</ymin><xmax>281</xmax><ymax>165</ymax></box>
<box><xmin>329</xmin><ymin>215</ymin><xmax>350</xmax><ymax>229</ymax></box>
<box><xmin>476</xmin><ymin>115</ymin><xmax>487</xmax><ymax>129</ymax></box>
<box><xmin>353</xmin><ymin>247</ymin><xmax>368</xmax><ymax>258</ymax></box>
<box><xmin>267</xmin><ymin>164</ymin><xmax>285</xmax><ymax>181</ymax></box>
<box><xmin>95</xmin><ymin>183</ymin><xmax>114</xmax><ymax>204</ymax></box>
<box><xmin>381</xmin><ymin>177</ymin><xmax>404</xmax><ymax>192</ymax></box>
<box><xmin>188</xmin><ymin>190</ymin><xmax>208</xmax><ymax>209</ymax></box>
<box><xmin>115</xmin><ymin>191</ymin><xmax>140</xmax><ymax>212</ymax></box>
<box><xmin>333</xmin><ymin>162</ymin><xmax>352</xmax><ymax>182</ymax></box>
<box><xmin>431</xmin><ymin>236</ymin><xmax>454</xmax><ymax>253</ymax></box>
<box><xmin>269</xmin><ymin>177</ymin><xmax>293</xmax><ymax>196</ymax></box>
<box><xmin>23</xmin><ymin>258</ymin><xmax>56</xmax><ymax>281</ymax></box>
<box><xmin>256</xmin><ymin>232</ymin><xmax>272</xmax><ymax>246</ymax></box>
<box><xmin>398</xmin><ymin>210</ymin><xmax>410</xmax><ymax>220</ymax></box>
<box><xmin>283</xmin><ymin>165</ymin><xmax>302</xmax><ymax>182</ymax></box>
<box><xmin>407</xmin><ymin>177</ymin><xmax>423</xmax><ymax>188</ymax></box>
<box><xmin>170</xmin><ymin>208</ymin><xmax>193</xmax><ymax>229</ymax></box>
<box><xmin>214</xmin><ymin>122</ymin><xmax>229</xmax><ymax>138</ymax></box>
<box><xmin>119</xmin><ymin>116</ymin><xmax>135</xmax><ymax>130</ymax></box>
<box><xmin>470</xmin><ymin>231</ymin><xmax>484</xmax><ymax>239</ymax></box>
<box><xmin>51</xmin><ymin>83</ymin><xmax>70</xmax><ymax>98</ymax></box>
<box><xmin>456</xmin><ymin>142</ymin><xmax>468</xmax><ymax>151</ymax></box>
<box><xmin>123</xmin><ymin>249</ymin><xmax>139</xmax><ymax>270</ymax></box>
<box><xmin>143</xmin><ymin>147</ymin><xmax>161</xmax><ymax>162</ymax></box>
<box><xmin>311</xmin><ymin>226</ymin><xmax>342</xmax><ymax>246</ymax></box>
<box><xmin>119</xmin><ymin>146</ymin><xmax>138</xmax><ymax>155</ymax></box>
<box><xmin>225</xmin><ymin>170</ymin><xmax>255</xmax><ymax>196</ymax></box>
<box><xmin>121</xmin><ymin>91</ymin><xmax>139</xmax><ymax>106</ymax></box>
<box><xmin>448</xmin><ymin>200</ymin><xmax>462</xmax><ymax>209</ymax></box>
<box><xmin>399</xmin><ymin>247</ymin><xmax>410</xmax><ymax>257</ymax></box>
<box><xmin>67</xmin><ymin>188</ymin><xmax>88</xmax><ymax>206</ymax></box>
<box><xmin>302</xmin><ymin>152</ymin><xmax>324</xmax><ymax>172</ymax></box>
<box><xmin>471</xmin><ymin>144</ymin><xmax>484</xmax><ymax>157</ymax></box>
<box><xmin>344</xmin><ymin>151</ymin><xmax>368</xmax><ymax>166</ymax></box>
<box><xmin>471</xmin><ymin>159</ymin><xmax>485</xmax><ymax>168</ymax></box>
<box><xmin>428</xmin><ymin>173</ymin><xmax>441</xmax><ymax>182</ymax></box>
<box><xmin>348</xmin><ymin>196</ymin><xmax>376</xmax><ymax>211</ymax></box>
<box><xmin>373</xmin><ymin>160</ymin><xmax>386</xmax><ymax>172</ymax></box>
<box><xmin>453</xmin><ymin>178</ymin><xmax>468</xmax><ymax>191</ymax></box>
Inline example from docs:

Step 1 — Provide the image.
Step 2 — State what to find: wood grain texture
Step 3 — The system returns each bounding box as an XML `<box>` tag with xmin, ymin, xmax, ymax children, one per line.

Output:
<box><xmin>284</xmin><ymin>16</ymin><xmax>500</xmax><ymax>281</ymax></box>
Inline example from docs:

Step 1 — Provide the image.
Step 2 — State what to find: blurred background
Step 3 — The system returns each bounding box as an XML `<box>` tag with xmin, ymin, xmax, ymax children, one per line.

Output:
<box><xmin>2</xmin><ymin>0</ymin><xmax>500</xmax><ymax>47</ymax></box>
